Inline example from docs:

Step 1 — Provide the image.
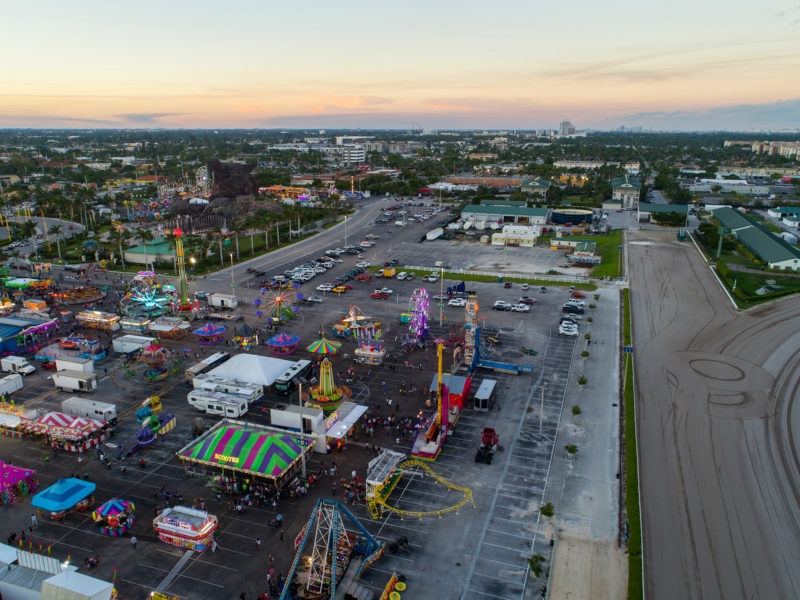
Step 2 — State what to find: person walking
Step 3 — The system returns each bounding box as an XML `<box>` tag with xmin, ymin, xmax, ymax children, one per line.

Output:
<box><xmin>279</xmin><ymin>529</ymin><xmax>284</xmax><ymax>542</ymax></box>
<box><xmin>30</xmin><ymin>514</ymin><xmax>38</xmax><ymax>528</ymax></box>
<box><xmin>130</xmin><ymin>535</ymin><xmax>137</xmax><ymax>550</ymax></box>
<box><xmin>256</xmin><ymin>537</ymin><xmax>262</xmax><ymax>550</ymax></box>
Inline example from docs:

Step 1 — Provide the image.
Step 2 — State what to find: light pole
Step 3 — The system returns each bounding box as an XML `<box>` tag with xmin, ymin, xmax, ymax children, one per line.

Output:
<box><xmin>297</xmin><ymin>378</ymin><xmax>307</xmax><ymax>479</ymax></box>
<box><xmin>539</xmin><ymin>383</ymin><xmax>547</xmax><ymax>436</ymax></box>
<box><xmin>229</xmin><ymin>253</ymin><xmax>235</xmax><ymax>290</ymax></box>
<box><xmin>344</xmin><ymin>215</ymin><xmax>348</xmax><ymax>247</ymax></box>
<box><xmin>190</xmin><ymin>256</ymin><xmax>196</xmax><ymax>273</ymax></box>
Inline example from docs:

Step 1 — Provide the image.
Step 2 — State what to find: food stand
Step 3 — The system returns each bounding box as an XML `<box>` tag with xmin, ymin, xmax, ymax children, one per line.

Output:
<box><xmin>93</xmin><ymin>498</ymin><xmax>136</xmax><ymax>536</ymax></box>
<box><xmin>232</xmin><ymin>322</ymin><xmax>259</xmax><ymax>351</ymax></box>
<box><xmin>149</xmin><ymin>316</ymin><xmax>190</xmax><ymax>340</ymax></box>
<box><xmin>19</xmin><ymin>299</ymin><xmax>49</xmax><ymax>319</ymax></box>
<box><xmin>37</xmin><ymin>411</ymin><xmax>108</xmax><ymax>453</ymax></box>
<box><xmin>153</xmin><ymin>506</ymin><xmax>218</xmax><ymax>551</ymax></box>
<box><xmin>76</xmin><ymin>310</ymin><xmax>121</xmax><ymax>331</ymax></box>
<box><xmin>32</xmin><ymin>477</ymin><xmax>95</xmax><ymax>520</ymax></box>
<box><xmin>120</xmin><ymin>316</ymin><xmax>151</xmax><ymax>334</ymax></box>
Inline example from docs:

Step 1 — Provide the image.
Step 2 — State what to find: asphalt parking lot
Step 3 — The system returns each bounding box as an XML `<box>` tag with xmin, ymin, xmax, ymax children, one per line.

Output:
<box><xmin>3</xmin><ymin>203</ymin><xmax>609</xmax><ymax>599</ymax></box>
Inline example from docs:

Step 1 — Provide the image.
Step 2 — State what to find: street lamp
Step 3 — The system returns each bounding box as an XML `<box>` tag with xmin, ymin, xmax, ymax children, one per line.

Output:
<box><xmin>190</xmin><ymin>256</ymin><xmax>196</xmax><ymax>272</ymax></box>
<box><xmin>539</xmin><ymin>383</ymin><xmax>547</xmax><ymax>436</ymax></box>
<box><xmin>344</xmin><ymin>215</ymin><xmax>348</xmax><ymax>247</ymax></box>
<box><xmin>297</xmin><ymin>378</ymin><xmax>307</xmax><ymax>479</ymax></box>
<box><xmin>229</xmin><ymin>253</ymin><xmax>235</xmax><ymax>290</ymax></box>
<box><xmin>439</xmin><ymin>266</ymin><xmax>444</xmax><ymax>326</ymax></box>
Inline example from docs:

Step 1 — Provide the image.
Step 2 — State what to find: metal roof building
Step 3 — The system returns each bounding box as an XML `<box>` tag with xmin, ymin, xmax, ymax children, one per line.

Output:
<box><xmin>711</xmin><ymin>206</ymin><xmax>800</xmax><ymax>271</ymax></box>
<box><xmin>460</xmin><ymin>204</ymin><xmax>550</xmax><ymax>226</ymax></box>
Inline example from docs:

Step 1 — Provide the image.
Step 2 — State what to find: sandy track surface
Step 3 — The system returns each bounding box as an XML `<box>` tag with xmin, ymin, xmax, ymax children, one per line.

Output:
<box><xmin>547</xmin><ymin>534</ymin><xmax>626</xmax><ymax>600</ymax></box>
<box><xmin>629</xmin><ymin>230</ymin><xmax>800</xmax><ymax>599</ymax></box>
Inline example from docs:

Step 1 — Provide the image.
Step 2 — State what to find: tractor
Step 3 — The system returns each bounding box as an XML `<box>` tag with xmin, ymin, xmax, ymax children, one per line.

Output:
<box><xmin>475</xmin><ymin>427</ymin><xmax>499</xmax><ymax>464</ymax></box>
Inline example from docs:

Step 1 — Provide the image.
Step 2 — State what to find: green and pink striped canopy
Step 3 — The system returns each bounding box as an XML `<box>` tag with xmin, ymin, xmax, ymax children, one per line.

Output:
<box><xmin>179</xmin><ymin>424</ymin><xmax>311</xmax><ymax>479</ymax></box>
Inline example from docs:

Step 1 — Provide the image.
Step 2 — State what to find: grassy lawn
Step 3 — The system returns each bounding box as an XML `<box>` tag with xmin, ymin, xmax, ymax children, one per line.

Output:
<box><xmin>623</xmin><ymin>288</ymin><xmax>643</xmax><ymax>600</ymax></box>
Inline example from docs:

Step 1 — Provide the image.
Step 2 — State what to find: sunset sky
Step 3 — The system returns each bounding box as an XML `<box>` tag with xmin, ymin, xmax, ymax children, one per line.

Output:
<box><xmin>3</xmin><ymin>0</ymin><xmax>800</xmax><ymax>130</ymax></box>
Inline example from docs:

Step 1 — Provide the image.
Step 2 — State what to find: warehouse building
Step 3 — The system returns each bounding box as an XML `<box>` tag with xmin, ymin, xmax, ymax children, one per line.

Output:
<box><xmin>712</xmin><ymin>207</ymin><xmax>800</xmax><ymax>271</ymax></box>
<box><xmin>637</xmin><ymin>202</ymin><xmax>689</xmax><ymax>223</ymax></box>
<box><xmin>460</xmin><ymin>205</ymin><xmax>550</xmax><ymax>226</ymax></box>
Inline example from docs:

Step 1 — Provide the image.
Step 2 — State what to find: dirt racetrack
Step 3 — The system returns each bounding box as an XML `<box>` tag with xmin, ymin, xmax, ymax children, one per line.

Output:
<box><xmin>629</xmin><ymin>230</ymin><xmax>800</xmax><ymax>599</ymax></box>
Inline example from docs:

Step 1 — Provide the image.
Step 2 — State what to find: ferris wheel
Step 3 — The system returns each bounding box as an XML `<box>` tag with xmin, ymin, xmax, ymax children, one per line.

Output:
<box><xmin>409</xmin><ymin>288</ymin><xmax>430</xmax><ymax>342</ymax></box>
<box><xmin>195</xmin><ymin>166</ymin><xmax>213</xmax><ymax>195</ymax></box>
<box><xmin>256</xmin><ymin>284</ymin><xmax>304</xmax><ymax>322</ymax></box>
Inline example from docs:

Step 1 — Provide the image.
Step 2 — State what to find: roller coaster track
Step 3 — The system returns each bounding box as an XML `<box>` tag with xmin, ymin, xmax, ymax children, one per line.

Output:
<box><xmin>368</xmin><ymin>458</ymin><xmax>476</xmax><ymax>520</ymax></box>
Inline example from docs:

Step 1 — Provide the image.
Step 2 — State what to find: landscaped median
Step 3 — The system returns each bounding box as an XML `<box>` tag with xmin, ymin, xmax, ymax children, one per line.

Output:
<box><xmin>622</xmin><ymin>287</ymin><xmax>643</xmax><ymax>600</ymax></box>
<box><xmin>366</xmin><ymin>266</ymin><xmax>597</xmax><ymax>291</ymax></box>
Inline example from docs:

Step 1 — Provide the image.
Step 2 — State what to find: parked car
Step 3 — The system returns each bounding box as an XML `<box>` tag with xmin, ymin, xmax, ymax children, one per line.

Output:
<box><xmin>510</xmin><ymin>303</ymin><xmax>530</xmax><ymax>312</ymax></box>
<box><xmin>521</xmin><ymin>283</ymin><xmax>529</xmax><ymax>290</ymax></box>
<box><xmin>433</xmin><ymin>293</ymin><xmax>448</xmax><ymax>301</ymax></box>
<box><xmin>571</xmin><ymin>291</ymin><xmax>586</xmax><ymax>299</ymax></box>
<box><xmin>370</xmin><ymin>292</ymin><xmax>389</xmax><ymax>299</ymax></box>
<box><xmin>492</xmin><ymin>301</ymin><xmax>512</xmax><ymax>311</ymax></box>
<box><xmin>356</xmin><ymin>261</ymin><xmax>370</xmax><ymax>268</ymax></box>
<box><xmin>331</xmin><ymin>286</ymin><xmax>347</xmax><ymax>294</ymax></box>
<box><xmin>306</xmin><ymin>296</ymin><xmax>324</xmax><ymax>303</ymax></box>
<box><xmin>448</xmin><ymin>298</ymin><xmax>467</xmax><ymax>307</ymax></box>
<box><xmin>540</xmin><ymin>286</ymin><xmax>547</xmax><ymax>293</ymax></box>
<box><xmin>559</xmin><ymin>325</ymin><xmax>579</xmax><ymax>336</ymax></box>
<box><xmin>518</xmin><ymin>296</ymin><xmax>535</xmax><ymax>305</ymax></box>
<box><xmin>355</xmin><ymin>273</ymin><xmax>372</xmax><ymax>282</ymax></box>
<box><xmin>503</xmin><ymin>282</ymin><xmax>512</xmax><ymax>289</ymax></box>
<box><xmin>562</xmin><ymin>304</ymin><xmax>584</xmax><ymax>314</ymax></box>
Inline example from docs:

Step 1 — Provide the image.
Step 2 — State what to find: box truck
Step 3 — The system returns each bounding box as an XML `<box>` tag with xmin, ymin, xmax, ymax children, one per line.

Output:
<box><xmin>55</xmin><ymin>356</ymin><xmax>95</xmax><ymax>373</ymax></box>
<box><xmin>52</xmin><ymin>371</ymin><xmax>98</xmax><ymax>393</ymax></box>
<box><xmin>187</xmin><ymin>389</ymin><xmax>248</xmax><ymax>417</ymax></box>
<box><xmin>426</xmin><ymin>228</ymin><xmax>443</xmax><ymax>241</ymax></box>
<box><xmin>61</xmin><ymin>396</ymin><xmax>117</xmax><ymax>421</ymax></box>
<box><xmin>1</xmin><ymin>356</ymin><xmax>36</xmax><ymax>376</ymax></box>
<box><xmin>208</xmin><ymin>293</ymin><xmax>238</xmax><ymax>308</ymax></box>
<box><xmin>0</xmin><ymin>373</ymin><xmax>24</xmax><ymax>396</ymax></box>
<box><xmin>112</xmin><ymin>335</ymin><xmax>156</xmax><ymax>354</ymax></box>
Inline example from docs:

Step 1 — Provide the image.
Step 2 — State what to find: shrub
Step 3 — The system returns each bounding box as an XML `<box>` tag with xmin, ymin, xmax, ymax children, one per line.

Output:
<box><xmin>584</xmin><ymin>333</ymin><xmax>591</xmax><ymax>340</ymax></box>
<box><xmin>540</xmin><ymin>502</ymin><xmax>554</xmax><ymax>517</ymax></box>
<box><xmin>571</xmin><ymin>405</ymin><xmax>582</xmax><ymax>416</ymax></box>
<box><xmin>565</xmin><ymin>444</ymin><xmax>578</xmax><ymax>454</ymax></box>
<box><xmin>589</xmin><ymin>303</ymin><xmax>596</xmax><ymax>309</ymax></box>
<box><xmin>527</xmin><ymin>554</ymin><xmax>546</xmax><ymax>578</ymax></box>
<box><xmin>577</xmin><ymin>375</ymin><xmax>587</xmax><ymax>385</ymax></box>
<box><xmin>587</xmin><ymin>317</ymin><xmax>593</xmax><ymax>323</ymax></box>
<box><xmin>581</xmin><ymin>350</ymin><xmax>589</xmax><ymax>358</ymax></box>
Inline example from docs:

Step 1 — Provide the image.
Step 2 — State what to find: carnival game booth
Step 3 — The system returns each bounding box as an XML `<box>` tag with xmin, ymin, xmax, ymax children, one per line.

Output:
<box><xmin>0</xmin><ymin>315</ymin><xmax>58</xmax><ymax>354</ymax></box>
<box><xmin>324</xmin><ymin>402</ymin><xmax>369</xmax><ymax>451</ymax></box>
<box><xmin>76</xmin><ymin>311</ymin><xmax>120</xmax><ymax>331</ymax></box>
<box><xmin>19</xmin><ymin>299</ymin><xmax>49</xmax><ymax>319</ymax></box>
<box><xmin>177</xmin><ymin>419</ymin><xmax>316</xmax><ymax>491</ymax></box>
<box><xmin>265</xmin><ymin>331</ymin><xmax>299</xmax><ymax>356</ymax></box>
<box><xmin>37</xmin><ymin>411</ymin><xmax>108</xmax><ymax>453</ymax></box>
<box><xmin>232</xmin><ymin>322</ymin><xmax>259</xmax><ymax>351</ymax></box>
<box><xmin>120</xmin><ymin>315</ymin><xmax>151</xmax><ymax>334</ymax></box>
<box><xmin>153</xmin><ymin>506</ymin><xmax>218</xmax><ymax>552</ymax></box>
<box><xmin>149</xmin><ymin>316</ymin><xmax>190</xmax><ymax>340</ymax></box>
<box><xmin>193</xmin><ymin>322</ymin><xmax>226</xmax><ymax>346</ymax></box>
<box><xmin>0</xmin><ymin>461</ymin><xmax>36</xmax><ymax>506</ymax></box>
<box><xmin>0</xmin><ymin>413</ymin><xmax>26</xmax><ymax>439</ymax></box>
<box><xmin>93</xmin><ymin>498</ymin><xmax>135</xmax><ymax>536</ymax></box>
<box><xmin>32</xmin><ymin>477</ymin><xmax>95</xmax><ymax>520</ymax></box>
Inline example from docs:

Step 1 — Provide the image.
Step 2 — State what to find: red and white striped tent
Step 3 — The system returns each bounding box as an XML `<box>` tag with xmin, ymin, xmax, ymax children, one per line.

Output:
<box><xmin>36</xmin><ymin>412</ymin><xmax>106</xmax><ymax>434</ymax></box>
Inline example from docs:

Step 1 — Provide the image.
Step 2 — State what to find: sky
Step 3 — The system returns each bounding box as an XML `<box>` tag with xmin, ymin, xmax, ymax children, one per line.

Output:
<box><xmin>2</xmin><ymin>0</ymin><xmax>800</xmax><ymax>131</ymax></box>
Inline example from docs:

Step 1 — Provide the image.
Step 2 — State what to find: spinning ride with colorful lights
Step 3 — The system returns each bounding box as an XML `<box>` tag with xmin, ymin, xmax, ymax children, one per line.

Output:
<box><xmin>256</xmin><ymin>285</ymin><xmax>303</xmax><ymax>323</ymax></box>
<box><xmin>354</xmin><ymin>322</ymin><xmax>385</xmax><ymax>365</ymax></box>
<box><xmin>93</xmin><ymin>498</ymin><xmax>136</xmax><ymax>536</ymax></box>
<box><xmin>306</xmin><ymin>357</ymin><xmax>351</xmax><ymax>412</ymax></box>
<box><xmin>403</xmin><ymin>288</ymin><xmax>429</xmax><ymax>347</ymax></box>
<box><xmin>139</xmin><ymin>344</ymin><xmax>172</xmax><ymax>381</ymax></box>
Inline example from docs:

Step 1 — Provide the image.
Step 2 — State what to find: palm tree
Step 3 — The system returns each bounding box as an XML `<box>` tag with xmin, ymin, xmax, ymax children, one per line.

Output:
<box><xmin>49</xmin><ymin>225</ymin><xmax>63</xmax><ymax>260</ymax></box>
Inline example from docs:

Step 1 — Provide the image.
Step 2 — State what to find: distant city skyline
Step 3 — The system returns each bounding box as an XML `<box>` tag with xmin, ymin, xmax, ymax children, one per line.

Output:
<box><xmin>2</xmin><ymin>0</ymin><xmax>800</xmax><ymax>131</ymax></box>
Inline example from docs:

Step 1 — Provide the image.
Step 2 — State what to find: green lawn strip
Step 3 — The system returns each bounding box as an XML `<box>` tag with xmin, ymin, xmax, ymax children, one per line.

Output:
<box><xmin>623</xmin><ymin>288</ymin><xmax>643</xmax><ymax>600</ymax></box>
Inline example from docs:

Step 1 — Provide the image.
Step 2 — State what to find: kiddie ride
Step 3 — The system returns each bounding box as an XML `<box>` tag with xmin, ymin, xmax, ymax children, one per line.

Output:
<box><xmin>474</xmin><ymin>427</ymin><xmax>499</xmax><ymax>464</ymax></box>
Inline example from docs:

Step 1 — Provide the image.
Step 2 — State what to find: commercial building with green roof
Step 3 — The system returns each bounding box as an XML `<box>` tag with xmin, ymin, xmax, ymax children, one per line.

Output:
<box><xmin>461</xmin><ymin>204</ymin><xmax>550</xmax><ymax>226</ymax></box>
<box><xmin>123</xmin><ymin>238</ymin><xmax>174</xmax><ymax>266</ymax></box>
<box><xmin>712</xmin><ymin>206</ymin><xmax>800</xmax><ymax>271</ymax></box>
<box><xmin>637</xmin><ymin>202</ymin><xmax>689</xmax><ymax>223</ymax></box>
<box><xmin>612</xmin><ymin>176</ymin><xmax>641</xmax><ymax>209</ymax></box>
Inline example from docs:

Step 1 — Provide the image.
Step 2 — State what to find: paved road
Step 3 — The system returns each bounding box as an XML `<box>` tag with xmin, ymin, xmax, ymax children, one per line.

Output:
<box><xmin>628</xmin><ymin>230</ymin><xmax>800</xmax><ymax>599</ymax></box>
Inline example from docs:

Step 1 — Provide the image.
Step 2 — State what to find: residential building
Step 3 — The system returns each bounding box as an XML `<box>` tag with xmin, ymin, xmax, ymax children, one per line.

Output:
<box><xmin>340</xmin><ymin>145</ymin><xmax>365</xmax><ymax>164</ymax></box>
<box><xmin>612</xmin><ymin>176</ymin><xmax>642</xmax><ymax>209</ymax></box>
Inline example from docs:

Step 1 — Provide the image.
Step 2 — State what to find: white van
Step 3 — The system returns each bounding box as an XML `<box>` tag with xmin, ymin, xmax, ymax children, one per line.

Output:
<box><xmin>396</xmin><ymin>272</ymin><xmax>408</xmax><ymax>280</ymax></box>
<box><xmin>187</xmin><ymin>390</ymin><xmax>248</xmax><ymax>417</ymax></box>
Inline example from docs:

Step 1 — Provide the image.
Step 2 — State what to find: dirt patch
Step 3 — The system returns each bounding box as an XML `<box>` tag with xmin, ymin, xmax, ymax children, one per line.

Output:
<box><xmin>547</xmin><ymin>534</ymin><xmax>626</xmax><ymax>600</ymax></box>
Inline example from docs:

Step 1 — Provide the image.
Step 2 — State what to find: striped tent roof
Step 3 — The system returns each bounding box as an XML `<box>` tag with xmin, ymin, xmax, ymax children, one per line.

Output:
<box><xmin>178</xmin><ymin>424</ymin><xmax>311</xmax><ymax>480</ymax></box>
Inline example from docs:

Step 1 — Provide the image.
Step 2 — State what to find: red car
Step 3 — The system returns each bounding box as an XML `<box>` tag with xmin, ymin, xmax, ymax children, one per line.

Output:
<box><xmin>41</xmin><ymin>361</ymin><xmax>58</xmax><ymax>371</ymax></box>
<box><xmin>356</xmin><ymin>273</ymin><xmax>372</xmax><ymax>282</ymax></box>
<box><xmin>343</xmin><ymin>284</ymin><xmax>354</xmax><ymax>290</ymax></box>
<box><xmin>518</xmin><ymin>296</ymin><xmax>535</xmax><ymax>305</ymax></box>
<box><xmin>370</xmin><ymin>292</ymin><xmax>389</xmax><ymax>299</ymax></box>
<box><xmin>570</xmin><ymin>291</ymin><xmax>586</xmax><ymax>299</ymax></box>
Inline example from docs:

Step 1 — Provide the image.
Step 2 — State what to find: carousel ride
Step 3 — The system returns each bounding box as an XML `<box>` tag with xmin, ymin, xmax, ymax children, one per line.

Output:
<box><xmin>305</xmin><ymin>357</ymin><xmax>351</xmax><ymax>412</ymax></box>
<box><xmin>120</xmin><ymin>273</ymin><xmax>175</xmax><ymax>318</ymax></box>
<box><xmin>50</xmin><ymin>286</ymin><xmax>107</xmax><ymax>305</ymax></box>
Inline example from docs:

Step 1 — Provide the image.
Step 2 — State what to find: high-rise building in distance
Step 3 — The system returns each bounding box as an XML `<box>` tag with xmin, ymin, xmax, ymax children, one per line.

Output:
<box><xmin>559</xmin><ymin>120</ymin><xmax>575</xmax><ymax>136</ymax></box>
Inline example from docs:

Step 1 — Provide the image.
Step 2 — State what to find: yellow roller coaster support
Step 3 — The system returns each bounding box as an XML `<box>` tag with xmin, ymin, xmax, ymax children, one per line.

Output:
<box><xmin>367</xmin><ymin>458</ymin><xmax>476</xmax><ymax>520</ymax></box>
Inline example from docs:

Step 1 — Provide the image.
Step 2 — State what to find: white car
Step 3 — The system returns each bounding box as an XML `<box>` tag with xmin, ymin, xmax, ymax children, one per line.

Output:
<box><xmin>316</xmin><ymin>284</ymin><xmax>333</xmax><ymax>292</ymax></box>
<box><xmin>510</xmin><ymin>303</ymin><xmax>530</xmax><ymax>312</ymax></box>
<box><xmin>307</xmin><ymin>296</ymin><xmax>324</xmax><ymax>303</ymax></box>
<box><xmin>397</xmin><ymin>272</ymin><xmax>407</xmax><ymax>280</ymax></box>
<box><xmin>559</xmin><ymin>325</ymin><xmax>579</xmax><ymax>336</ymax></box>
<box><xmin>379</xmin><ymin>287</ymin><xmax>393</xmax><ymax>295</ymax></box>
<box><xmin>356</xmin><ymin>261</ymin><xmax>370</xmax><ymax>268</ymax></box>
<box><xmin>427</xmin><ymin>275</ymin><xmax>439</xmax><ymax>283</ymax></box>
<box><xmin>448</xmin><ymin>298</ymin><xmax>466</xmax><ymax>307</ymax></box>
